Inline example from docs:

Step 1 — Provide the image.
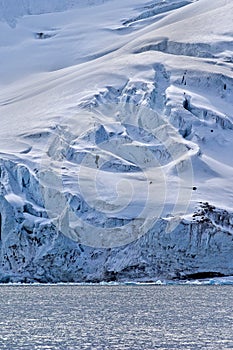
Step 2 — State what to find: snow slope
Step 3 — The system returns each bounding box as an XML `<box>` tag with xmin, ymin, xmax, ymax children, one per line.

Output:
<box><xmin>0</xmin><ymin>0</ymin><xmax>233</xmax><ymax>282</ymax></box>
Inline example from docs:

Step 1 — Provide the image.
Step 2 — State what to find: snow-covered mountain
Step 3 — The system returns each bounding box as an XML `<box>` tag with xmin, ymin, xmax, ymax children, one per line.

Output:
<box><xmin>0</xmin><ymin>0</ymin><xmax>233</xmax><ymax>282</ymax></box>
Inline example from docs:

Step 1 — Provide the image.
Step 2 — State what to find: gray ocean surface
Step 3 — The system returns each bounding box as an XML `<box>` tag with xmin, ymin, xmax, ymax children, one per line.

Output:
<box><xmin>0</xmin><ymin>285</ymin><xmax>232</xmax><ymax>349</ymax></box>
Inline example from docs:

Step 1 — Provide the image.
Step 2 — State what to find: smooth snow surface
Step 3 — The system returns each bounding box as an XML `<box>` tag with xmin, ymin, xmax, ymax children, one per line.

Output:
<box><xmin>0</xmin><ymin>0</ymin><xmax>233</xmax><ymax>282</ymax></box>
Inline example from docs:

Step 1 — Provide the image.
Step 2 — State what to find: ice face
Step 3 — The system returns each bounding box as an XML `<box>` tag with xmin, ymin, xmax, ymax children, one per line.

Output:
<box><xmin>0</xmin><ymin>0</ymin><xmax>233</xmax><ymax>282</ymax></box>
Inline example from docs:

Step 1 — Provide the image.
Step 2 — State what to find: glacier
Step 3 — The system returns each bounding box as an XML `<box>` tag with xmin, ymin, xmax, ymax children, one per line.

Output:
<box><xmin>0</xmin><ymin>0</ymin><xmax>233</xmax><ymax>283</ymax></box>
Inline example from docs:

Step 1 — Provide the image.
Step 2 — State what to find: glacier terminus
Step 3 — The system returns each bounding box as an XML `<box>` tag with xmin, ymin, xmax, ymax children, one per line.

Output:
<box><xmin>0</xmin><ymin>0</ymin><xmax>233</xmax><ymax>283</ymax></box>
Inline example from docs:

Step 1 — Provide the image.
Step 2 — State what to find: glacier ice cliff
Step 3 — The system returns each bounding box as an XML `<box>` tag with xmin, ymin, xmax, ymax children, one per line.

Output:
<box><xmin>0</xmin><ymin>0</ymin><xmax>233</xmax><ymax>282</ymax></box>
<box><xmin>1</xmin><ymin>163</ymin><xmax>233</xmax><ymax>283</ymax></box>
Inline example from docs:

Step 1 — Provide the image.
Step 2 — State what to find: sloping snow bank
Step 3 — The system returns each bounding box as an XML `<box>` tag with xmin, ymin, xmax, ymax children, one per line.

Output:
<box><xmin>0</xmin><ymin>0</ymin><xmax>110</xmax><ymax>27</ymax></box>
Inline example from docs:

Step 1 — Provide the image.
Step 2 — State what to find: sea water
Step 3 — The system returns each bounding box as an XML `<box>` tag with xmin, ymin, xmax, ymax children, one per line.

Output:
<box><xmin>0</xmin><ymin>285</ymin><xmax>232</xmax><ymax>349</ymax></box>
